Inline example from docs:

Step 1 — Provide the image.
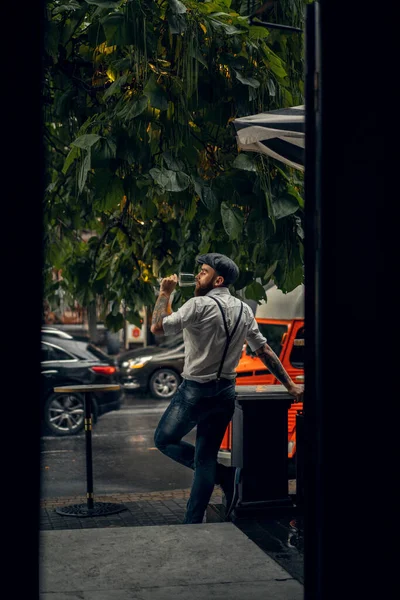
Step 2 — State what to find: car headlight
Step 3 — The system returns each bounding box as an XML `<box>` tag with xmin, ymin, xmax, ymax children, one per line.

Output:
<box><xmin>122</xmin><ymin>356</ymin><xmax>153</xmax><ymax>369</ymax></box>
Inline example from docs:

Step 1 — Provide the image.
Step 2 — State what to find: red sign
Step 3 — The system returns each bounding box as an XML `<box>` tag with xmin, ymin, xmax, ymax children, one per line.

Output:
<box><xmin>132</xmin><ymin>327</ymin><xmax>141</xmax><ymax>338</ymax></box>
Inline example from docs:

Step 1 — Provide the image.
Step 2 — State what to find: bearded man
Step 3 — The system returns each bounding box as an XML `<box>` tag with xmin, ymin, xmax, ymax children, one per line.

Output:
<box><xmin>151</xmin><ymin>253</ymin><xmax>303</xmax><ymax>524</ymax></box>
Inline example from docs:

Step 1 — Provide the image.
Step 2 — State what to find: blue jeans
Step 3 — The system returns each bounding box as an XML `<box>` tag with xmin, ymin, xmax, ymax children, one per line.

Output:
<box><xmin>154</xmin><ymin>378</ymin><xmax>236</xmax><ymax>524</ymax></box>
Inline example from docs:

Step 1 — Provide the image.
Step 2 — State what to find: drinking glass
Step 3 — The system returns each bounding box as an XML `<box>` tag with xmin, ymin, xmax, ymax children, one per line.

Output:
<box><xmin>156</xmin><ymin>272</ymin><xmax>197</xmax><ymax>287</ymax></box>
<box><xmin>178</xmin><ymin>273</ymin><xmax>196</xmax><ymax>287</ymax></box>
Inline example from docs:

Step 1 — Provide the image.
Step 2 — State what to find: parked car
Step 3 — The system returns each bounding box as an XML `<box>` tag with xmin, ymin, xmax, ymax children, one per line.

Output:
<box><xmin>117</xmin><ymin>334</ymin><xmax>185</xmax><ymax>399</ymax></box>
<box><xmin>41</xmin><ymin>328</ymin><xmax>122</xmax><ymax>436</ymax></box>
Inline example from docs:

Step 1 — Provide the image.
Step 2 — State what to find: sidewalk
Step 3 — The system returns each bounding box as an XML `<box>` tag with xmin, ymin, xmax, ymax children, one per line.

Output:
<box><xmin>40</xmin><ymin>482</ymin><xmax>303</xmax><ymax>599</ymax></box>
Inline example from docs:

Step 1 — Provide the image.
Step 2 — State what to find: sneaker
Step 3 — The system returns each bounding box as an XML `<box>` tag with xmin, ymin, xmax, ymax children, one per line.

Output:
<box><xmin>220</xmin><ymin>466</ymin><xmax>242</xmax><ymax>520</ymax></box>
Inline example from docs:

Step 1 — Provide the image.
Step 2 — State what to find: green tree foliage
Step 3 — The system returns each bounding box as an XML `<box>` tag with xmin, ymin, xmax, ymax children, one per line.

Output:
<box><xmin>43</xmin><ymin>0</ymin><xmax>306</xmax><ymax>330</ymax></box>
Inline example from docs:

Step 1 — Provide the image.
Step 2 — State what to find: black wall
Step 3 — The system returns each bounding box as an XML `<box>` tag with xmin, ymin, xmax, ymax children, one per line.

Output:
<box><xmin>304</xmin><ymin>2</ymin><xmax>393</xmax><ymax>599</ymax></box>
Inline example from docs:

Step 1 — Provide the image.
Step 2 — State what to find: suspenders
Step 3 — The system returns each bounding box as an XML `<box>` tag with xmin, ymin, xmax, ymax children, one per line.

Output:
<box><xmin>209</xmin><ymin>296</ymin><xmax>244</xmax><ymax>380</ymax></box>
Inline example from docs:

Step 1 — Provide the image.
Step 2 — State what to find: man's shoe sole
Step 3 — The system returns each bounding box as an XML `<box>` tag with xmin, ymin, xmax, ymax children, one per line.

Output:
<box><xmin>225</xmin><ymin>467</ymin><xmax>241</xmax><ymax>520</ymax></box>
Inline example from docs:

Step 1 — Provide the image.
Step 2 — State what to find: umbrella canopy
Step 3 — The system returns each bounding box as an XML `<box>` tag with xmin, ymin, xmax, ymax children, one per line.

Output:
<box><xmin>233</xmin><ymin>105</ymin><xmax>305</xmax><ymax>171</ymax></box>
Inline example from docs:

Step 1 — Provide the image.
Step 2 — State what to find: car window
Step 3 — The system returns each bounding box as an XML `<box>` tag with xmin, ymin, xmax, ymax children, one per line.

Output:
<box><xmin>289</xmin><ymin>327</ymin><xmax>304</xmax><ymax>369</ymax></box>
<box><xmin>44</xmin><ymin>338</ymin><xmax>110</xmax><ymax>361</ymax></box>
<box><xmin>246</xmin><ymin>323</ymin><xmax>288</xmax><ymax>357</ymax></box>
<box><xmin>86</xmin><ymin>343</ymin><xmax>113</xmax><ymax>361</ymax></box>
<box><xmin>41</xmin><ymin>342</ymin><xmax>75</xmax><ymax>362</ymax></box>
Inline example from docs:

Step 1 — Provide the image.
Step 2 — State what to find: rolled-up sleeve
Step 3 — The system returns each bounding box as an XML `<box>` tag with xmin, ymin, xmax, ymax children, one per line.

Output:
<box><xmin>162</xmin><ymin>298</ymin><xmax>199</xmax><ymax>336</ymax></box>
<box><xmin>246</xmin><ymin>315</ymin><xmax>267</xmax><ymax>352</ymax></box>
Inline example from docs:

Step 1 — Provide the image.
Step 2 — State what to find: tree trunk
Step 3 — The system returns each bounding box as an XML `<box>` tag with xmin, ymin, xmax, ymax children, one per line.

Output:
<box><xmin>145</xmin><ymin>306</ymin><xmax>155</xmax><ymax>347</ymax></box>
<box><xmin>123</xmin><ymin>301</ymin><xmax>128</xmax><ymax>350</ymax></box>
<box><xmin>87</xmin><ymin>299</ymin><xmax>99</xmax><ymax>343</ymax></box>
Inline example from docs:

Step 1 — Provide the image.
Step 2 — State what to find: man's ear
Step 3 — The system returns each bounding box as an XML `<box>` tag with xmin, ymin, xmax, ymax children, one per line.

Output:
<box><xmin>214</xmin><ymin>275</ymin><xmax>224</xmax><ymax>287</ymax></box>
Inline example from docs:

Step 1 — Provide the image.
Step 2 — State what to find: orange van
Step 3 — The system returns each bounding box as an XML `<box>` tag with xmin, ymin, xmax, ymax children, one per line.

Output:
<box><xmin>220</xmin><ymin>284</ymin><xmax>305</xmax><ymax>468</ymax></box>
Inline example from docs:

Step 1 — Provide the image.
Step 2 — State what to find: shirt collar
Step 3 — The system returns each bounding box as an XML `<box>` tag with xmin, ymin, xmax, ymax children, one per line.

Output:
<box><xmin>206</xmin><ymin>287</ymin><xmax>231</xmax><ymax>297</ymax></box>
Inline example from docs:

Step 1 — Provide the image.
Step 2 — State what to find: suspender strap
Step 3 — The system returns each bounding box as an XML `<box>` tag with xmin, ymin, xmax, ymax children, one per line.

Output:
<box><xmin>209</xmin><ymin>296</ymin><xmax>244</xmax><ymax>380</ymax></box>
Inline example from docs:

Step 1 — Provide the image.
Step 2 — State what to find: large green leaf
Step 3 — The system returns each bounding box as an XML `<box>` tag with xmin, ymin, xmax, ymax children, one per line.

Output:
<box><xmin>232</xmin><ymin>154</ymin><xmax>256</xmax><ymax>171</ymax></box>
<box><xmin>144</xmin><ymin>75</ymin><xmax>168</xmax><ymax>111</ymax></box>
<box><xmin>244</xmin><ymin>280</ymin><xmax>267</xmax><ymax>304</ymax></box>
<box><xmin>163</xmin><ymin>151</ymin><xmax>185</xmax><ymax>172</ymax></box>
<box><xmin>164</xmin><ymin>0</ymin><xmax>187</xmax><ymax>31</ymax></box>
<box><xmin>272</xmin><ymin>195</ymin><xmax>299</xmax><ymax>219</ymax></box>
<box><xmin>197</xmin><ymin>0</ymin><xmax>232</xmax><ymax>15</ymax></box>
<box><xmin>234</xmin><ymin>70</ymin><xmax>260</xmax><ymax>88</ymax></box>
<box><xmin>91</xmin><ymin>137</ymin><xmax>117</xmax><ymax>168</ymax></box>
<box><xmin>103</xmin><ymin>74</ymin><xmax>127</xmax><ymax>100</ymax></box>
<box><xmin>71</xmin><ymin>134</ymin><xmax>102</xmax><ymax>149</ymax></box>
<box><xmin>218</xmin><ymin>22</ymin><xmax>244</xmax><ymax>35</ymax></box>
<box><xmin>167</xmin><ymin>13</ymin><xmax>188</xmax><ymax>34</ymax></box>
<box><xmin>105</xmin><ymin>311</ymin><xmax>124</xmax><ymax>332</ymax></box>
<box><xmin>273</xmin><ymin>261</ymin><xmax>304</xmax><ymax>294</ymax></box>
<box><xmin>149</xmin><ymin>168</ymin><xmax>190</xmax><ymax>192</ymax></box>
<box><xmin>262</xmin><ymin>45</ymin><xmax>288</xmax><ymax>79</ymax></box>
<box><xmin>53</xmin><ymin>2</ymin><xmax>81</xmax><ymax>14</ymax></box>
<box><xmin>193</xmin><ymin>179</ymin><xmax>219</xmax><ymax>212</ymax></box>
<box><xmin>169</xmin><ymin>0</ymin><xmax>187</xmax><ymax>14</ymax></box>
<box><xmin>267</xmin><ymin>79</ymin><xmax>276</xmax><ymax>97</ymax></box>
<box><xmin>62</xmin><ymin>146</ymin><xmax>79</xmax><ymax>175</ymax></box>
<box><xmin>119</xmin><ymin>95</ymin><xmax>148</xmax><ymax>121</ymax></box>
<box><xmin>101</xmin><ymin>12</ymin><xmax>136</xmax><ymax>45</ymax></box>
<box><xmin>221</xmin><ymin>202</ymin><xmax>243</xmax><ymax>240</ymax></box>
<box><xmin>125</xmin><ymin>310</ymin><xmax>142</xmax><ymax>328</ymax></box>
<box><xmin>85</xmin><ymin>0</ymin><xmax>121</xmax><ymax>6</ymax></box>
<box><xmin>249</xmin><ymin>26</ymin><xmax>270</xmax><ymax>40</ymax></box>
<box><xmin>78</xmin><ymin>151</ymin><xmax>91</xmax><ymax>194</ymax></box>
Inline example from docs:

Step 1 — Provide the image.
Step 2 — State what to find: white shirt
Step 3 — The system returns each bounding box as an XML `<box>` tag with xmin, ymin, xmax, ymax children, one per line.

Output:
<box><xmin>162</xmin><ymin>287</ymin><xmax>267</xmax><ymax>382</ymax></box>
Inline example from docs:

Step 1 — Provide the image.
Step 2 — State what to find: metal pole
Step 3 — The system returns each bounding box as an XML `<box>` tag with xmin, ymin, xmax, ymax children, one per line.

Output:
<box><xmin>84</xmin><ymin>392</ymin><xmax>94</xmax><ymax>510</ymax></box>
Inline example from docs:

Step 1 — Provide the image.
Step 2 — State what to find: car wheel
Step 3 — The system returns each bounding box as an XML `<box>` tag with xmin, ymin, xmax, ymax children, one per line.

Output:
<box><xmin>43</xmin><ymin>392</ymin><xmax>85</xmax><ymax>436</ymax></box>
<box><xmin>149</xmin><ymin>369</ymin><xmax>181</xmax><ymax>399</ymax></box>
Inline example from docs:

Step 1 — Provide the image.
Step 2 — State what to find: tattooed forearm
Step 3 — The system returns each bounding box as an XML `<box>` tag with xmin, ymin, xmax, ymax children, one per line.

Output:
<box><xmin>256</xmin><ymin>344</ymin><xmax>292</xmax><ymax>387</ymax></box>
<box><xmin>151</xmin><ymin>292</ymin><xmax>171</xmax><ymax>334</ymax></box>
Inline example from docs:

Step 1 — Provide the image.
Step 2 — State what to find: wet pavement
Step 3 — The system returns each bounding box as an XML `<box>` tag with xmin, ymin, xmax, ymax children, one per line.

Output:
<box><xmin>40</xmin><ymin>398</ymin><xmax>199</xmax><ymax>497</ymax></box>
<box><xmin>40</xmin><ymin>393</ymin><xmax>304</xmax><ymax>584</ymax></box>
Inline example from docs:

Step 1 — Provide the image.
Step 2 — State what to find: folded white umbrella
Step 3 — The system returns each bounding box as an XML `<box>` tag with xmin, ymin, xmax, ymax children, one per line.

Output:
<box><xmin>233</xmin><ymin>105</ymin><xmax>305</xmax><ymax>171</ymax></box>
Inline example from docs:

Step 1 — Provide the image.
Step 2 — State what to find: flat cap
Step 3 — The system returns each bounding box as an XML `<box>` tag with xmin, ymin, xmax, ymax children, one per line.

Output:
<box><xmin>196</xmin><ymin>253</ymin><xmax>239</xmax><ymax>285</ymax></box>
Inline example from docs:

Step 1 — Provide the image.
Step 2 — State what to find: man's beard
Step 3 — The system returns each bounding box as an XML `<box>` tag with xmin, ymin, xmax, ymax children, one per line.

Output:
<box><xmin>194</xmin><ymin>280</ymin><xmax>215</xmax><ymax>297</ymax></box>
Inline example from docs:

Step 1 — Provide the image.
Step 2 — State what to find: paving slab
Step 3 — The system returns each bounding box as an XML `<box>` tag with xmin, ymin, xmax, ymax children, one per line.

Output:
<box><xmin>39</xmin><ymin>523</ymin><xmax>303</xmax><ymax>600</ymax></box>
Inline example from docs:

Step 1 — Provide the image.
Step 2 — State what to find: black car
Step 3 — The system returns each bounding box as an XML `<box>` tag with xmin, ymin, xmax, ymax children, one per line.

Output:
<box><xmin>41</xmin><ymin>328</ymin><xmax>122</xmax><ymax>436</ymax></box>
<box><xmin>117</xmin><ymin>334</ymin><xmax>185</xmax><ymax>399</ymax></box>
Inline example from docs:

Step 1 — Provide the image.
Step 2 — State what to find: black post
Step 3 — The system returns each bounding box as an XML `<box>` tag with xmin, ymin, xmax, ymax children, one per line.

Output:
<box><xmin>303</xmin><ymin>2</ymin><xmax>322</xmax><ymax>599</ymax></box>
<box><xmin>55</xmin><ymin>385</ymin><xmax>126</xmax><ymax>517</ymax></box>
<box><xmin>84</xmin><ymin>392</ymin><xmax>94</xmax><ymax>511</ymax></box>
